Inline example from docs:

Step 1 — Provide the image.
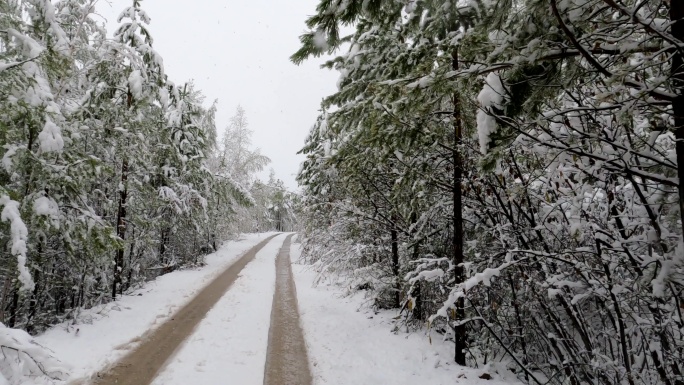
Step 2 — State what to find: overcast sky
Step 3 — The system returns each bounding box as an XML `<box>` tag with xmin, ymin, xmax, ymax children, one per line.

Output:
<box><xmin>97</xmin><ymin>0</ymin><xmax>338</xmax><ymax>190</ymax></box>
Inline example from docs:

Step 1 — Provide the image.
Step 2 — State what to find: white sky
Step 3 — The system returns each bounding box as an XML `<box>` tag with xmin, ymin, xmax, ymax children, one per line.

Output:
<box><xmin>97</xmin><ymin>0</ymin><xmax>338</xmax><ymax>190</ymax></box>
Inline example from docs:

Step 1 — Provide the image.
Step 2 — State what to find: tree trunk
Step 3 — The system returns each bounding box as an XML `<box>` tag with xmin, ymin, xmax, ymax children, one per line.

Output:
<box><xmin>26</xmin><ymin>243</ymin><xmax>44</xmax><ymax>332</ymax></box>
<box><xmin>125</xmin><ymin>226</ymin><xmax>135</xmax><ymax>291</ymax></box>
<box><xmin>26</xmin><ymin>269</ymin><xmax>40</xmax><ymax>333</ymax></box>
<box><xmin>8</xmin><ymin>286</ymin><xmax>19</xmax><ymax>328</ymax></box>
<box><xmin>113</xmin><ymin>159</ymin><xmax>128</xmax><ymax>299</ymax></box>
<box><xmin>669</xmin><ymin>6</ymin><xmax>684</xmax><ymax>385</ymax></box>
<box><xmin>452</xmin><ymin>48</ymin><xmax>467</xmax><ymax>366</ymax></box>
<box><xmin>160</xmin><ymin>226</ymin><xmax>168</xmax><ymax>263</ymax></box>
<box><xmin>391</xmin><ymin>224</ymin><xmax>400</xmax><ymax>308</ymax></box>
<box><xmin>672</xmin><ymin>0</ymin><xmax>684</xmax><ymax>235</ymax></box>
<box><xmin>410</xmin><ymin>212</ymin><xmax>422</xmax><ymax>320</ymax></box>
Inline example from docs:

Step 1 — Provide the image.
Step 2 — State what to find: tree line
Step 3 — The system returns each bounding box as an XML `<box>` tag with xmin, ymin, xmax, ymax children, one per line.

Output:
<box><xmin>0</xmin><ymin>0</ymin><xmax>294</xmax><ymax>335</ymax></box>
<box><xmin>294</xmin><ymin>1</ymin><xmax>684</xmax><ymax>384</ymax></box>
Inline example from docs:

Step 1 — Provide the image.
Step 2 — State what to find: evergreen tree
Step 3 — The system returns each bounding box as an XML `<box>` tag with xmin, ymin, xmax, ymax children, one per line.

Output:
<box><xmin>295</xmin><ymin>1</ymin><xmax>684</xmax><ymax>383</ymax></box>
<box><xmin>0</xmin><ymin>0</ymin><xmax>263</xmax><ymax>349</ymax></box>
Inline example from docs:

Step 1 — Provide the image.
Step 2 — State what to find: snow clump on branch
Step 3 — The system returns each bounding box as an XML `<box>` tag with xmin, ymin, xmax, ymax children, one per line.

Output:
<box><xmin>476</xmin><ymin>72</ymin><xmax>506</xmax><ymax>154</ymax></box>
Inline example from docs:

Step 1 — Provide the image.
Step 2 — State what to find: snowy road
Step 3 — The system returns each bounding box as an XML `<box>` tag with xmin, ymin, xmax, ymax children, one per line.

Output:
<box><xmin>83</xmin><ymin>233</ymin><xmax>312</xmax><ymax>385</ymax></box>
<box><xmin>90</xmin><ymin>234</ymin><xmax>281</xmax><ymax>385</ymax></box>
<box><xmin>38</xmin><ymin>233</ymin><xmax>516</xmax><ymax>385</ymax></box>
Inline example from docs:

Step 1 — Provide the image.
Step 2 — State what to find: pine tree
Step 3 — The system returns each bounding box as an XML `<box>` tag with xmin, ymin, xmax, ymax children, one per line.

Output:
<box><xmin>0</xmin><ymin>1</ymin><xmax>258</xmax><ymax>350</ymax></box>
<box><xmin>295</xmin><ymin>0</ymin><xmax>684</xmax><ymax>383</ymax></box>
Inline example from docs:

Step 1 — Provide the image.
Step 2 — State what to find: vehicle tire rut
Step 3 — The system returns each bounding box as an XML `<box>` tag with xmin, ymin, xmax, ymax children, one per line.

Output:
<box><xmin>263</xmin><ymin>234</ymin><xmax>313</xmax><ymax>385</ymax></box>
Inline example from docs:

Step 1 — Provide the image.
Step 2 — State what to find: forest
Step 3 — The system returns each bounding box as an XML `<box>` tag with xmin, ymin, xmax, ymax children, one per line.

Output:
<box><xmin>0</xmin><ymin>0</ymin><xmax>296</xmax><ymax>335</ymax></box>
<box><xmin>2</xmin><ymin>0</ymin><xmax>684</xmax><ymax>384</ymax></box>
<box><xmin>294</xmin><ymin>1</ymin><xmax>684</xmax><ymax>385</ymax></box>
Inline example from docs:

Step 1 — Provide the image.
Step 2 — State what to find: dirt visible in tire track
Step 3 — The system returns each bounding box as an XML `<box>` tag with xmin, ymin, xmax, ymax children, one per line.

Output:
<box><xmin>263</xmin><ymin>234</ymin><xmax>313</xmax><ymax>385</ymax></box>
<box><xmin>85</xmin><ymin>234</ymin><xmax>281</xmax><ymax>385</ymax></box>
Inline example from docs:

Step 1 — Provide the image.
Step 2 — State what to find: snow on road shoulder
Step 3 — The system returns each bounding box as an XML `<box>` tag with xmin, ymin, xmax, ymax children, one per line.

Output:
<box><xmin>36</xmin><ymin>232</ymin><xmax>278</xmax><ymax>382</ymax></box>
<box><xmin>290</xmin><ymin>243</ymin><xmax>520</xmax><ymax>385</ymax></box>
<box><xmin>151</xmin><ymin>233</ymin><xmax>287</xmax><ymax>385</ymax></box>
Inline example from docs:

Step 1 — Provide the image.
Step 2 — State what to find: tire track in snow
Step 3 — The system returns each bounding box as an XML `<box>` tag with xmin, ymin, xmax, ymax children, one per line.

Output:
<box><xmin>263</xmin><ymin>234</ymin><xmax>313</xmax><ymax>385</ymax></box>
<box><xmin>87</xmin><ymin>233</ymin><xmax>281</xmax><ymax>385</ymax></box>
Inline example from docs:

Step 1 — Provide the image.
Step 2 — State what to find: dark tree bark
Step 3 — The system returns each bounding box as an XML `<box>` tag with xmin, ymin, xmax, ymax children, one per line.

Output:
<box><xmin>391</xmin><ymin>224</ymin><xmax>400</xmax><ymax>308</ymax></box>
<box><xmin>112</xmin><ymin>159</ymin><xmax>128</xmax><ymax>299</ymax></box>
<box><xmin>160</xmin><ymin>226</ymin><xmax>168</xmax><ymax>263</ymax></box>
<box><xmin>25</xmin><ymin>268</ymin><xmax>40</xmax><ymax>333</ymax></box>
<box><xmin>410</xmin><ymin>212</ymin><xmax>422</xmax><ymax>319</ymax></box>
<box><xmin>452</xmin><ymin>48</ymin><xmax>467</xmax><ymax>366</ymax></box>
<box><xmin>672</xmin><ymin>0</ymin><xmax>684</xmax><ymax>235</ymax></box>
<box><xmin>8</xmin><ymin>286</ymin><xmax>19</xmax><ymax>328</ymax></box>
<box><xmin>125</xmin><ymin>226</ymin><xmax>135</xmax><ymax>291</ymax></box>
<box><xmin>668</xmin><ymin>7</ymin><xmax>684</xmax><ymax>385</ymax></box>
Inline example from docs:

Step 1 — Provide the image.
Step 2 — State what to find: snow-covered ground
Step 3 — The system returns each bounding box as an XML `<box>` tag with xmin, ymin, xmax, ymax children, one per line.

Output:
<box><xmin>151</xmin><ymin>234</ymin><xmax>285</xmax><ymax>385</ymax></box>
<box><xmin>290</xmin><ymin>242</ymin><xmax>520</xmax><ymax>385</ymax></box>
<box><xmin>29</xmin><ymin>233</ymin><xmax>520</xmax><ymax>385</ymax></box>
<box><xmin>36</xmin><ymin>232</ymin><xmax>278</xmax><ymax>383</ymax></box>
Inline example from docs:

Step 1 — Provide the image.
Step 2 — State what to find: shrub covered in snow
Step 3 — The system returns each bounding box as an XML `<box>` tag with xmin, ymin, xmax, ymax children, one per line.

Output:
<box><xmin>0</xmin><ymin>323</ymin><xmax>69</xmax><ymax>385</ymax></box>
